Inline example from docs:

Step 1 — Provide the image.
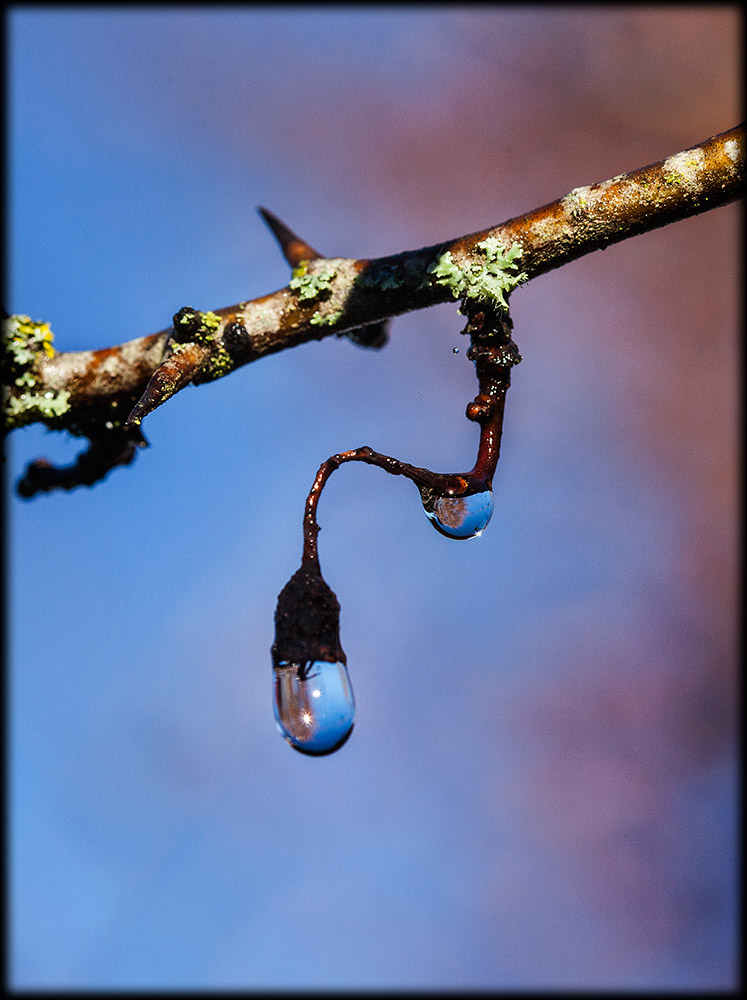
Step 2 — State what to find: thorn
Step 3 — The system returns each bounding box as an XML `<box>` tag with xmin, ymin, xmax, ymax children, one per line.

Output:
<box><xmin>257</xmin><ymin>206</ymin><xmax>321</xmax><ymax>268</ymax></box>
<box><xmin>124</xmin><ymin>342</ymin><xmax>210</xmax><ymax>429</ymax></box>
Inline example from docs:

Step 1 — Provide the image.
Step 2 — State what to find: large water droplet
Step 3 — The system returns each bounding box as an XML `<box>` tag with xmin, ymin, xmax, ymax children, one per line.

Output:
<box><xmin>421</xmin><ymin>488</ymin><xmax>494</xmax><ymax>539</ymax></box>
<box><xmin>273</xmin><ymin>660</ymin><xmax>355</xmax><ymax>755</ymax></box>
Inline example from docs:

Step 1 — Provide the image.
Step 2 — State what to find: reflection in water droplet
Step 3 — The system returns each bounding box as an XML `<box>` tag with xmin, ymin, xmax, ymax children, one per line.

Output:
<box><xmin>421</xmin><ymin>488</ymin><xmax>494</xmax><ymax>539</ymax></box>
<box><xmin>273</xmin><ymin>660</ymin><xmax>355</xmax><ymax>755</ymax></box>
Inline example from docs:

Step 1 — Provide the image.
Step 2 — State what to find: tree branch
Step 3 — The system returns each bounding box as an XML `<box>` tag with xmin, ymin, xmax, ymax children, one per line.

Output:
<box><xmin>4</xmin><ymin>124</ymin><xmax>743</xmax><ymax>495</ymax></box>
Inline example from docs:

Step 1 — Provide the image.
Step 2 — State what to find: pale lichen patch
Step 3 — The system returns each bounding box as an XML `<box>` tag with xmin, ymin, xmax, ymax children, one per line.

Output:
<box><xmin>723</xmin><ymin>138</ymin><xmax>742</xmax><ymax>163</ymax></box>
<box><xmin>662</xmin><ymin>148</ymin><xmax>705</xmax><ymax>192</ymax></box>
<box><xmin>301</xmin><ymin>258</ymin><xmax>359</xmax><ymax>317</ymax></box>
<box><xmin>529</xmin><ymin>212</ymin><xmax>573</xmax><ymax>246</ymax></box>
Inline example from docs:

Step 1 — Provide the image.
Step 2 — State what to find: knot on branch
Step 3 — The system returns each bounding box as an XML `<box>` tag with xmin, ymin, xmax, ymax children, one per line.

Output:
<box><xmin>466</xmin><ymin>394</ymin><xmax>497</xmax><ymax>423</ymax></box>
<box><xmin>461</xmin><ymin>302</ymin><xmax>522</xmax><ymax>408</ymax></box>
<box><xmin>171</xmin><ymin>306</ymin><xmax>221</xmax><ymax>346</ymax></box>
<box><xmin>222</xmin><ymin>320</ymin><xmax>248</xmax><ymax>348</ymax></box>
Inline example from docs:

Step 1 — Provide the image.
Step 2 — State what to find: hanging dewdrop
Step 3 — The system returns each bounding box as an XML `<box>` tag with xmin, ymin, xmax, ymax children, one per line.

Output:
<box><xmin>269</xmin><ymin>225</ymin><xmax>526</xmax><ymax>755</ymax></box>
<box><xmin>271</xmin><ymin>558</ymin><xmax>355</xmax><ymax>757</ymax></box>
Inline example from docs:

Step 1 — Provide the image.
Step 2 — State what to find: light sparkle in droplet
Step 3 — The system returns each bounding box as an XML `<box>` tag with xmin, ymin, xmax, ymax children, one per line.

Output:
<box><xmin>273</xmin><ymin>660</ymin><xmax>355</xmax><ymax>755</ymax></box>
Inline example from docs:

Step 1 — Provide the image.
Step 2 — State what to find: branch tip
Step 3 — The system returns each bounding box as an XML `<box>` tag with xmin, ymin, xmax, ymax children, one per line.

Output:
<box><xmin>16</xmin><ymin>427</ymin><xmax>148</xmax><ymax>498</ymax></box>
<box><xmin>123</xmin><ymin>341</ymin><xmax>211</xmax><ymax>428</ymax></box>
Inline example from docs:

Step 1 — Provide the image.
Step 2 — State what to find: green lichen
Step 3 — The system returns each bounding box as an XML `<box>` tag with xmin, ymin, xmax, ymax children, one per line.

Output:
<box><xmin>356</xmin><ymin>264</ymin><xmax>403</xmax><ymax>292</ymax></box>
<box><xmin>3</xmin><ymin>314</ymin><xmax>72</xmax><ymax>429</ymax></box>
<box><xmin>197</xmin><ymin>340</ymin><xmax>235</xmax><ymax>381</ymax></box>
<box><xmin>201</xmin><ymin>310</ymin><xmax>221</xmax><ymax>331</ymax></box>
<box><xmin>428</xmin><ymin>237</ymin><xmax>526</xmax><ymax>311</ymax></box>
<box><xmin>310</xmin><ymin>309</ymin><xmax>343</xmax><ymax>327</ymax></box>
<box><xmin>403</xmin><ymin>256</ymin><xmax>433</xmax><ymax>291</ymax></box>
<box><xmin>289</xmin><ymin>265</ymin><xmax>337</xmax><ymax>301</ymax></box>
<box><xmin>378</xmin><ymin>270</ymin><xmax>401</xmax><ymax>291</ymax></box>
<box><xmin>4</xmin><ymin>313</ymin><xmax>56</xmax><ymax>380</ymax></box>
<box><xmin>5</xmin><ymin>388</ymin><xmax>72</xmax><ymax>427</ymax></box>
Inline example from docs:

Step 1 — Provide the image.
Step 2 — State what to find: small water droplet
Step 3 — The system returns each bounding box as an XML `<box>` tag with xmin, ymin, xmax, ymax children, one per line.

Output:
<box><xmin>273</xmin><ymin>660</ymin><xmax>355</xmax><ymax>755</ymax></box>
<box><xmin>452</xmin><ymin>347</ymin><xmax>459</xmax><ymax>354</ymax></box>
<box><xmin>421</xmin><ymin>488</ymin><xmax>494</xmax><ymax>539</ymax></box>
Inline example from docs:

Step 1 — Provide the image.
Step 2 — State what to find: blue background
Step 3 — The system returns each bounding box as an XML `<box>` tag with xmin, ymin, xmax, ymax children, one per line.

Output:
<box><xmin>7</xmin><ymin>7</ymin><xmax>740</xmax><ymax>990</ymax></box>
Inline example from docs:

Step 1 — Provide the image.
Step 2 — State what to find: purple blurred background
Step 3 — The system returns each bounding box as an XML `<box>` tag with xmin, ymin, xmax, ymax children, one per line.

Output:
<box><xmin>8</xmin><ymin>7</ymin><xmax>740</xmax><ymax>989</ymax></box>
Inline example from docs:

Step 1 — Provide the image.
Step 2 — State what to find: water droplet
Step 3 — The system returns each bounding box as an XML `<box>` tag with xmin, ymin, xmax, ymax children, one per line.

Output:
<box><xmin>273</xmin><ymin>660</ymin><xmax>355</xmax><ymax>755</ymax></box>
<box><xmin>421</xmin><ymin>488</ymin><xmax>494</xmax><ymax>539</ymax></box>
<box><xmin>452</xmin><ymin>347</ymin><xmax>459</xmax><ymax>354</ymax></box>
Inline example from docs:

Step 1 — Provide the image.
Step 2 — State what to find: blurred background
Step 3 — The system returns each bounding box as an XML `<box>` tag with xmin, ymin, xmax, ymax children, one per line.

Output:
<box><xmin>7</xmin><ymin>7</ymin><xmax>740</xmax><ymax>990</ymax></box>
